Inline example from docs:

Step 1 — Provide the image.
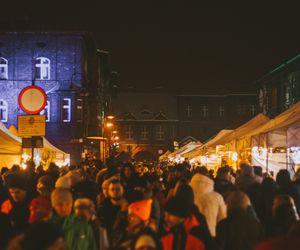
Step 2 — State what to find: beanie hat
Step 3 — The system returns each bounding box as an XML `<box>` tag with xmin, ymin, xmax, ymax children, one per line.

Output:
<box><xmin>55</xmin><ymin>176</ymin><xmax>71</xmax><ymax>189</ymax></box>
<box><xmin>51</xmin><ymin>188</ymin><xmax>73</xmax><ymax>207</ymax></box>
<box><xmin>165</xmin><ymin>197</ymin><xmax>191</xmax><ymax>218</ymax></box>
<box><xmin>5</xmin><ymin>173</ymin><xmax>27</xmax><ymax>190</ymax></box>
<box><xmin>128</xmin><ymin>199</ymin><xmax>153</xmax><ymax>221</ymax></box>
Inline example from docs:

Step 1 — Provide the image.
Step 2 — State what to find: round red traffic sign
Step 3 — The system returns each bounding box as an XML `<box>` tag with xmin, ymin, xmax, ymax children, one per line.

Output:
<box><xmin>18</xmin><ymin>86</ymin><xmax>47</xmax><ymax>114</ymax></box>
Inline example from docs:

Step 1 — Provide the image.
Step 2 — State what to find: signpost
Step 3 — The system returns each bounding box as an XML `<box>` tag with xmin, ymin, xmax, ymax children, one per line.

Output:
<box><xmin>18</xmin><ymin>86</ymin><xmax>47</xmax><ymax>161</ymax></box>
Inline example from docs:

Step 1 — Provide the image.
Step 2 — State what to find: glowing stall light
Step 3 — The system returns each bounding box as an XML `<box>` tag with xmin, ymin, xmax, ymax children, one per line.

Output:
<box><xmin>56</xmin><ymin>158</ymin><xmax>70</xmax><ymax>168</ymax></box>
<box><xmin>34</xmin><ymin>154</ymin><xmax>42</xmax><ymax>166</ymax></box>
<box><xmin>290</xmin><ymin>147</ymin><xmax>300</xmax><ymax>164</ymax></box>
<box><xmin>189</xmin><ymin>158</ymin><xmax>196</xmax><ymax>165</ymax></box>
<box><xmin>21</xmin><ymin>153</ymin><xmax>30</xmax><ymax>169</ymax></box>
<box><xmin>231</xmin><ymin>152</ymin><xmax>238</xmax><ymax>162</ymax></box>
<box><xmin>200</xmin><ymin>156</ymin><xmax>208</xmax><ymax>165</ymax></box>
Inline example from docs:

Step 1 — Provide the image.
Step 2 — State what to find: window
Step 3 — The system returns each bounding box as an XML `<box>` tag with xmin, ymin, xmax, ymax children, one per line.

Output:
<box><xmin>218</xmin><ymin>106</ymin><xmax>225</xmax><ymax>117</ymax></box>
<box><xmin>170</xmin><ymin>126</ymin><xmax>176</xmax><ymax>139</ymax></box>
<box><xmin>35</xmin><ymin>57</ymin><xmax>50</xmax><ymax>80</ymax></box>
<box><xmin>76</xmin><ymin>98</ymin><xmax>83</xmax><ymax>122</ymax></box>
<box><xmin>201</xmin><ymin>105</ymin><xmax>208</xmax><ymax>117</ymax></box>
<box><xmin>186</xmin><ymin>105</ymin><xmax>192</xmax><ymax>117</ymax></box>
<box><xmin>62</xmin><ymin>98</ymin><xmax>71</xmax><ymax>122</ymax></box>
<box><xmin>141</xmin><ymin>126</ymin><xmax>148</xmax><ymax>140</ymax></box>
<box><xmin>237</xmin><ymin>104</ymin><xmax>246</xmax><ymax>115</ymax></box>
<box><xmin>0</xmin><ymin>57</ymin><xmax>8</xmax><ymax>80</ymax></box>
<box><xmin>40</xmin><ymin>101</ymin><xmax>50</xmax><ymax>122</ymax></box>
<box><xmin>250</xmin><ymin>105</ymin><xmax>256</xmax><ymax>115</ymax></box>
<box><xmin>156</xmin><ymin>125</ymin><xmax>164</xmax><ymax>140</ymax></box>
<box><xmin>0</xmin><ymin>99</ymin><xmax>8</xmax><ymax>122</ymax></box>
<box><xmin>125</xmin><ymin>125</ymin><xmax>133</xmax><ymax>140</ymax></box>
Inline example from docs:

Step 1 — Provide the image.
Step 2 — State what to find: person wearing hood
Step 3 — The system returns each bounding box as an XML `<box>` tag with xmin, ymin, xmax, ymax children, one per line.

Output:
<box><xmin>190</xmin><ymin>173</ymin><xmax>226</xmax><ymax>237</ymax></box>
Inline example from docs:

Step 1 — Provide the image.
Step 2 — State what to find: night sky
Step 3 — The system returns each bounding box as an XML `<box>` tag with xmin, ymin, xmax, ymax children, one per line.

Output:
<box><xmin>2</xmin><ymin>1</ymin><xmax>300</xmax><ymax>93</ymax></box>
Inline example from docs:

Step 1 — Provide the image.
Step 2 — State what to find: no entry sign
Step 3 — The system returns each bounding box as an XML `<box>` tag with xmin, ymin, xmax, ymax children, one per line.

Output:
<box><xmin>18</xmin><ymin>86</ymin><xmax>47</xmax><ymax>114</ymax></box>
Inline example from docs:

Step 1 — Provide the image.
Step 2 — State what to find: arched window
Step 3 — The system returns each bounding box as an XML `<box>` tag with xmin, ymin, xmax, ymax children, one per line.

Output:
<box><xmin>0</xmin><ymin>99</ymin><xmax>8</xmax><ymax>122</ymax></box>
<box><xmin>35</xmin><ymin>57</ymin><xmax>50</xmax><ymax>80</ymax></box>
<box><xmin>40</xmin><ymin>101</ymin><xmax>50</xmax><ymax>122</ymax></box>
<box><xmin>0</xmin><ymin>57</ymin><xmax>8</xmax><ymax>80</ymax></box>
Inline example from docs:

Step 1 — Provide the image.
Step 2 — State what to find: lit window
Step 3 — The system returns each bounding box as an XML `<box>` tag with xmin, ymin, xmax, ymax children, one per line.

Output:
<box><xmin>40</xmin><ymin>101</ymin><xmax>50</xmax><ymax>122</ymax></box>
<box><xmin>0</xmin><ymin>57</ymin><xmax>8</xmax><ymax>80</ymax></box>
<box><xmin>76</xmin><ymin>98</ymin><xmax>83</xmax><ymax>122</ymax></box>
<box><xmin>35</xmin><ymin>57</ymin><xmax>50</xmax><ymax>80</ymax></box>
<box><xmin>62</xmin><ymin>98</ymin><xmax>71</xmax><ymax>122</ymax></box>
<box><xmin>0</xmin><ymin>99</ymin><xmax>8</xmax><ymax>122</ymax></box>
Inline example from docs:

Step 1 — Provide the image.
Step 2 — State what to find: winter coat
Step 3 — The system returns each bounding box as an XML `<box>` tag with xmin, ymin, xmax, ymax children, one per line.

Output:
<box><xmin>48</xmin><ymin>212</ymin><xmax>97</xmax><ymax>250</ymax></box>
<box><xmin>1</xmin><ymin>198</ymin><xmax>30</xmax><ymax>234</ymax></box>
<box><xmin>161</xmin><ymin>215</ymin><xmax>208</xmax><ymax>250</ymax></box>
<box><xmin>216</xmin><ymin>210</ymin><xmax>265</xmax><ymax>250</ymax></box>
<box><xmin>190</xmin><ymin>174</ymin><xmax>226</xmax><ymax>236</ymax></box>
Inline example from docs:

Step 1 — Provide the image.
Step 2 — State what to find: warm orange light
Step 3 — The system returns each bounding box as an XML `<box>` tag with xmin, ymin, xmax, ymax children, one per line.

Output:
<box><xmin>106</xmin><ymin>122</ymin><xmax>113</xmax><ymax>128</ymax></box>
<box><xmin>106</xmin><ymin>115</ymin><xmax>115</xmax><ymax>119</ymax></box>
<box><xmin>114</xmin><ymin>136</ymin><xmax>119</xmax><ymax>140</ymax></box>
<box><xmin>112</xmin><ymin>130</ymin><xmax>118</xmax><ymax>134</ymax></box>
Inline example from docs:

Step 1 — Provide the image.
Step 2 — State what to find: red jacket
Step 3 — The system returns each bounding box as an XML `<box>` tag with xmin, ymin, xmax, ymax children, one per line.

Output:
<box><xmin>161</xmin><ymin>215</ymin><xmax>205</xmax><ymax>250</ymax></box>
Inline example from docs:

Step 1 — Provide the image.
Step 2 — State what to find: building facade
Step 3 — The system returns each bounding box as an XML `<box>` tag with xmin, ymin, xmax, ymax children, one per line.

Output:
<box><xmin>0</xmin><ymin>32</ymin><xmax>111</xmax><ymax>164</ymax></box>
<box><xmin>112</xmin><ymin>91</ymin><xmax>257</xmax><ymax>160</ymax></box>
<box><xmin>257</xmin><ymin>54</ymin><xmax>300</xmax><ymax>118</ymax></box>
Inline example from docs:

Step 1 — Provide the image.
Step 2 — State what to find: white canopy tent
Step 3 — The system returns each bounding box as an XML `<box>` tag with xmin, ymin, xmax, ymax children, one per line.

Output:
<box><xmin>0</xmin><ymin>122</ymin><xmax>22</xmax><ymax>167</ymax></box>
<box><xmin>239</xmin><ymin>102</ymin><xmax>300</xmax><ymax>174</ymax></box>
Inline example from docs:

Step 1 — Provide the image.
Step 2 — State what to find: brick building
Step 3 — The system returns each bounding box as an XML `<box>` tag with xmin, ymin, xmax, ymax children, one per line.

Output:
<box><xmin>112</xmin><ymin>90</ymin><xmax>257</xmax><ymax>160</ymax></box>
<box><xmin>0</xmin><ymin>32</ymin><xmax>111</xmax><ymax>164</ymax></box>
<box><xmin>257</xmin><ymin>54</ymin><xmax>300</xmax><ymax>118</ymax></box>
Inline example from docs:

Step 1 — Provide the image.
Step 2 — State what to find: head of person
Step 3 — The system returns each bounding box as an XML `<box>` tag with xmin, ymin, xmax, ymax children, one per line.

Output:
<box><xmin>216</xmin><ymin>166</ymin><xmax>231</xmax><ymax>181</ymax></box>
<box><xmin>164</xmin><ymin>196</ymin><xmax>191</xmax><ymax>229</ymax></box>
<box><xmin>226</xmin><ymin>190</ymin><xmax>251</xmax><ymax>216</ymax></box>
<box><xmin>102</xmin><ymin>176</ymin><xmax>118</xmax><ymax>198</ymax></box>
<box><xmin>272</xmin><ymin>194</ymin><xmax>298</xmax><ymax>221</ymax></box>
<box><xmin>74</xmin><ymin>198</ymin><xmax>96</xmax><ymax>222</ymax></box>
<box><xmin>29</xmin><ymin>197</ymin><xmax>51</xmax><ymax>224</ymax></box>
<box><xmin>6</xmin><ymin>173</ymin><xmax>28</xmax><ymax>203</ymax></box>
<box><xmin>51</xmin><ymin>188</ymin><xmax>73</xmax><ymax>217</ymax></box>
<box><xmin>108</xmin><ymin>179</ymin><xmax>124</xmax><ymax>201</ymax></box>
<box><xmin>123</xmin><ymin>162</ymin><xmax>134</xmax><ymax>178</ymax></box>
<box><xmin>128</xmin><ymin>199</ymin><xmax>153</xmax><ymax>234</ymax></box>
<box><xmin>37</xmin><ymin>175</ymin><xmax>54</xmax><ymax>193</ymax></box>
<box><xmin>276</xmin><ymin>169</ymin><xmax>291</xmax><ymax>186</ymax></box>
<box><xmin>130</xmin><ymin>227</ymin><xmax>162</xmax><ymax>250</ymax></box>
<box><xmin>240</xmin><ymin>163</ymin><xmax>254</xmax><ymax>177</ymax></box>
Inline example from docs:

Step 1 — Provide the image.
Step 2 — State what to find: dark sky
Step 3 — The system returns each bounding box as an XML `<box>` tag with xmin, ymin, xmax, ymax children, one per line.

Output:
<box><xmin>2</xmin><ymin>1</ymin><xmax>300</xmax><ymax>93</ymax></box>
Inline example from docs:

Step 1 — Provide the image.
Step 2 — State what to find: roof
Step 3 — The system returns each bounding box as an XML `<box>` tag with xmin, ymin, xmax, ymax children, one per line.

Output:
<box><xmin>208</xmin><ymin>113</ymin><xmax>270</xmax><ymax>147</ymax></box>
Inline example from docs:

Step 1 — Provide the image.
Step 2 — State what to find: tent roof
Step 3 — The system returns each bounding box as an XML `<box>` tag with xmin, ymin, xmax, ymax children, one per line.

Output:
<box><xmin>0</xmin><ymin>122</ymin><xmax>22</xmax><ymax>154</ymax></box>
<box><xmin>242</xmin><ymin>101</ymin><xmax>300</xmax><ymax>138</ymax></box>
<box><xmin>209</xmin><ymin>114</ymin><xmax>270</xmax><ymax>147</ymax></box>
<box><xmin>168</xmin><ymin>141</ymin><xmax>202</xmax><ymax>159</ymax></box>
<box><xmin>185</xmin><ymin>129</ymin><xmax>233</xmax><ymax>159</ymax></box>
<box><xmin>43</xmin><ymin>137</ymin><xmax>69</xmax><ymax>158</ymax></box>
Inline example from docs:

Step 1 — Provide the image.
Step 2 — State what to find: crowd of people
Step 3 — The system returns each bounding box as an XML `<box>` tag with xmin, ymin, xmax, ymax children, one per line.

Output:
<box><xmin>1</xmin><ymin>157</ymin><xmax>300</xmax><ymax>250</ymax></box>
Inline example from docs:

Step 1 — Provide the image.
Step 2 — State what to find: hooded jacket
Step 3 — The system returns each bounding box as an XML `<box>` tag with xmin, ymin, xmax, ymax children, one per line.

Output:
<box><xmin>190</xmin><ymin>174</ymin><xmax>226</xmax><ymax>237</ymax></box>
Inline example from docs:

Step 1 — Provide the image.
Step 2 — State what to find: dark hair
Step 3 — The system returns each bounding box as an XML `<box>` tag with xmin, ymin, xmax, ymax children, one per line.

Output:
<box><xmin>20</xmin><ymin>222</ymin><xmax>63</xmax><ymax>250</ymax></box>
<box><xmin>130</xmin><ymin>227</ymin><xmax>162</xmax><ymax>250</ymax></box>
<box><xmin>276</xmin><ymin>170</ymin><xmax>291</xmax><ymax>186</ymax></box>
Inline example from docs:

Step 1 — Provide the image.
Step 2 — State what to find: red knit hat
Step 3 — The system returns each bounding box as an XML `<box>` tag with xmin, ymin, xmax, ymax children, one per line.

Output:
<box><xmin>128</xmin><ymin>199</ymin><xmax>153</xmax><ymax>221</ymax></box>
